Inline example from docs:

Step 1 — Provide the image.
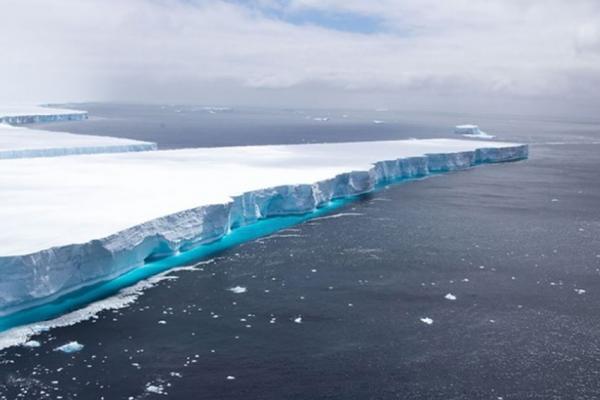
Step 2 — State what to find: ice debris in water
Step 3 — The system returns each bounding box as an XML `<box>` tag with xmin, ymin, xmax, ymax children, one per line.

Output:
<box><xmin>444</xmin><ymin>293</ymin><xmax>457</xmax><ymax>301</ymax></box>
<box><xmin>23</xmin><ymin>340</ymin><xmax>41</xmax><ymax>348</ymax></box>
<box><xmin>228</xmin><ymin>286</ymin><xmax>247</xmax><ymax>294</ymax></box>
<box><xmin>146</xmin><ymin>384</ymin><xmax>166</xmax><ymax>394</ymax></box>
<box><xmin>54</xmin><ymin>341</ymin><xmax>84</xmax><ymax>353</ymax></box>
<box><xmin>420</xmin><ymin>317</ymin><xmax>434</xmax><ymax>325</ymax></box>
<box><xmin>575</xmin><ymin>289</ymin><xmax>586</xmax><ymax>295</ymax></box>
<box><xmin>294</xmin><ymin>316</ymin><xmax>303</xmax><ymax>324</ymax></box>
<box><xmin>226</xmin><ymin>376</ymin><xmax>236</xmax><ymax>380</ymax></box>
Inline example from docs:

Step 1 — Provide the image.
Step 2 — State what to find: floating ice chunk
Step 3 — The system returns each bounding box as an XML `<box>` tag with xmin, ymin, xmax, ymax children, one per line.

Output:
<box><xmin>444</xmin><ymin>293</ymin><xmax>457</xmax><ymax>301</ymax></box>
<box><xmin>575</xmin><ymin>289</ymin><xmax>586</xmax><ymax>295</ymax></box>
<box><xmin>226</xmin><ymin>376</ymin><xmax>236</xmax><ymax>380</ymax></box>
<box><xmin>373</xmin><ymin>120</ymin><xmax>385</xmax><ymax>124</ymax></box>
<box><xmin>228</xmin><ymin>286</ymin><xmax>247</xmax><ymax>294</ymax></box>
<box><xmin>23</xmin><ymin>340</ymin><xmax>41</xmax><ymax>348</ymax></box>
<box><xmin>293</xmin><ymin>316</ymin><xmax>303</xmax><ymax>324</ymax></box>
<box><xmin>420</xmin><ymin>317</ymin><xmax>433</xmax><ymax>325</ymax></box>
<box><xmin>54</xmin><ymin>341</ymin><xmax>84</xmax><ymax>353</ymax></box>
<box><xmin>158</xmin><ymin>320</ymin><xmax>167</xmax><ymax>325</ymax></box>
<box><xmin>146</xmin><ymin>384</ymin><xmax>166</xmax><ymax>394</ymax></box>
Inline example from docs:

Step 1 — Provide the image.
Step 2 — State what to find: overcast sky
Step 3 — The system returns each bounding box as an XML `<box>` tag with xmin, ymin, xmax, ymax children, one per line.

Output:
<box><xmin>2</xmin><ymin>0</ymin><xmax>600</xmax><ymax>115</ymax></box>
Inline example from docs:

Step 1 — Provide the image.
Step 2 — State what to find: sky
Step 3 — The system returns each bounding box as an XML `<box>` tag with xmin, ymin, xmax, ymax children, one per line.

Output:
<box><xmin>1</xmin><ymin>0</ymin><xmax>600</xmax><ymax>116</ymax></box>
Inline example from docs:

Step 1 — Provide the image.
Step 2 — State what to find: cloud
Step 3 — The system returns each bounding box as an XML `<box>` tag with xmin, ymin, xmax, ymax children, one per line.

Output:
<box><xmin>1</xmin><ymin>0</ymin><xmax>599</xmax><ymax>114</ymax></box>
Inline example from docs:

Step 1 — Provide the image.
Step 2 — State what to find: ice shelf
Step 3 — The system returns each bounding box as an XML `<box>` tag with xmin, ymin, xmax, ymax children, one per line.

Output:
<box><xmin>0</xmin><ymin>139</ymin><xmax>528</xmax><ymax>315</ymax></box>
<box><xmin>0</xmin><ymin>123</ymin><xmax>157</xmax><ymax>159</ymax></box>
<box><xmin>0</xmin><ymin>106</ymin><xmax>88</xmax><ymax>125</ymax></box>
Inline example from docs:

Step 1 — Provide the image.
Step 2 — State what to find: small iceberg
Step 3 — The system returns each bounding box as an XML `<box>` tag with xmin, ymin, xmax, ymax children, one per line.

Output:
<box><xmin>23</xmin><ymin>340</ymin><xmax>41</xmax><ymax>348</ymax></box>
<box><xmin>454</xmin><ymin>124</ymin><xmax>495</xmax><ymax>139</ymax></box>
<box><xmin>54</xmin><ymin>341</ymin><xmax>84</xmax><ymax>353</ymax></box>
<box><xmin>228</xmin><ymin>286</ymin><xmax>247</xmax><ymax>294</ymax></box>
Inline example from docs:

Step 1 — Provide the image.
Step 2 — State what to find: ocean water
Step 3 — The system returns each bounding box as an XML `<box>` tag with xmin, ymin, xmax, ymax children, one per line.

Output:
<box><xmin>1</xmin><ymin>104</ymin><xmax>600</xmax><ymax>399</ymax></box>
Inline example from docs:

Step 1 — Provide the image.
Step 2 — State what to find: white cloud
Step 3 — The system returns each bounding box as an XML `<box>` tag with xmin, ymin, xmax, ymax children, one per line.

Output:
<box><xmin>0</xmin><ymin>0</ymin><xmax>599</xmax><ymax>113</ymax></box>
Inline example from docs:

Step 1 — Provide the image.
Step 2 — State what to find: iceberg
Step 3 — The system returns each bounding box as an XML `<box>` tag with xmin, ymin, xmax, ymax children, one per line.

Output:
<box><xmin>0</xmin><ymin>139</ymin><xmax>528</xmax><ymax>318</ymax></box>
<box><xmin>454</xmin><ymin>124</ymin><xmax>495</xmax><ymax>139</ymax></box>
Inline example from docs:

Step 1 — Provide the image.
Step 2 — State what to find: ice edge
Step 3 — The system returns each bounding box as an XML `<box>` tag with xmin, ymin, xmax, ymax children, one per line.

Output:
<box><xmin>0</xmin><ymin>111</ymin><xmax>88</xmax><ymax>125</ymax></box>
<box><xmin>0</xmin><ymin>143</ymin><xmax>528</xmax><ymax>316</ymax></box>
<box><xmin>0</xmin><ymin>108</ymin><xmax>158</xmax><ymax>158</ymax></box>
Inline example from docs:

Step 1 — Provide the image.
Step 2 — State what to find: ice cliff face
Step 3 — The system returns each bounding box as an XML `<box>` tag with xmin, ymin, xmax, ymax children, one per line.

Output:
<box><xmin>0</xmin><ymin>109</ymin><xmax>88</xmax><ymax>125</ymax></box>
<box><xmin>0</xmin><ymin>144</ymin><xmax>528</xmax><ymax>316</ymax></box>
<box><xmin>0</xmin><ymin>143</ymin><xmax>158</xmax><ymax>159</ymax></box>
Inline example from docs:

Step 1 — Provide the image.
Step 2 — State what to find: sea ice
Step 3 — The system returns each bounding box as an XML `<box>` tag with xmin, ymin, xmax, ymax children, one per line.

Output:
<box><xmin>420</xmin><ymin>317</ymin><xmax>434</xmax><ymax>325</ymax></box>
<box><xmin>228</xmin><ymin>286</ymin><xmax>247</xmax><ymax>294</ymax></box>
<box><xmin>444</xmin><ymin>293</ymin><xmax>457</xmax><ymax>301</ymax></box>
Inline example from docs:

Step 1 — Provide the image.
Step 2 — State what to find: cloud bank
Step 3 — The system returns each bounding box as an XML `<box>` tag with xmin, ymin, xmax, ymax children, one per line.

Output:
<box><xmin>1</xmin><ymin>0</ymin><xmax>599</xmax><ymax>115</ymax></box>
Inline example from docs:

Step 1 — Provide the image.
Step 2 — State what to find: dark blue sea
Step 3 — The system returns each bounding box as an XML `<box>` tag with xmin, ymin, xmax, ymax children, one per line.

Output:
<box><xmin>1</xmin><ymin>104</ymin><xmax>600</xmax><ymax>399</ymax></box>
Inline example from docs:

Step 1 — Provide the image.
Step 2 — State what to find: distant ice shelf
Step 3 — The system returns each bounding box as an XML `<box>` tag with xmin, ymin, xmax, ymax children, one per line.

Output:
<box><xmin>0</xmin><ymin>124</ymin><xmax>157</xmax><ymax>159</ymax></box>
<box><xmin>0</xmin><ymin>139</ymin><xmax>527</xmax><ymax>316</ymax></box>
<box><xmin>0</xmin><ymin>105</ymin><xmax>88</xmax><ymax>125</ymax></box>
<box><xmin>0</xmin><ymin>106</ymin><xmax>157</xmax><ymax>159</ymax></box>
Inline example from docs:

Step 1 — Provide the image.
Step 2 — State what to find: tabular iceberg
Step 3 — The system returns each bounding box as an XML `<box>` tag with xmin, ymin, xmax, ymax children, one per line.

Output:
<box><xmin>0</xmin><ymin>139</ymin><xmax>528</xmax><ymax>316</ymax></box>
<box><xmin>454</xmin><ymin>124</ymin><xmax>495</xmax><ymax>139</ymax></box>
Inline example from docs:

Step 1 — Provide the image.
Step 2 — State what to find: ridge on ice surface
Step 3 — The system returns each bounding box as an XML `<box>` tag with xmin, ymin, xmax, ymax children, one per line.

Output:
<box><xmin>0</xmin><ymin>138</ymin><xmax>528</xmax><ymax>315</ymax></box>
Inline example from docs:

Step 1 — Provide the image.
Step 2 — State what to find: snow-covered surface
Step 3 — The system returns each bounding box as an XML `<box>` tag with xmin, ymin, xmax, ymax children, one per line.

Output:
<box><xmin>0</xmin><ymin>138</ymin><xmax>528</xmax><ymax>315</ymax></box>
<box><xmin>0</xmin><ymin>123</ymin><xmax>157</xmax><ymax>159</ymax></box>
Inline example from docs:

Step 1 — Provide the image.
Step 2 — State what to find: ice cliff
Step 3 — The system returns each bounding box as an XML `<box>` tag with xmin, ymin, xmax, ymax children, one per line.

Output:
<box><xmin>0</xmin><ymin>106</ymin><xmax>88</xmax><ymax>125</ymax></box>
<box><xmin>0</xmin><ymin>140</ymin><xmax>528</xmax><ymax>316</ymax></box>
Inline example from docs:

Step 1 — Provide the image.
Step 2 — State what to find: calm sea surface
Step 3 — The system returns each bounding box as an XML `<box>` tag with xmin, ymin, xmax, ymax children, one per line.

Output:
<box><xmin>1</xmin><ymin>104</ymin><xmax>600</xmax><ymax>399</ymax></box>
